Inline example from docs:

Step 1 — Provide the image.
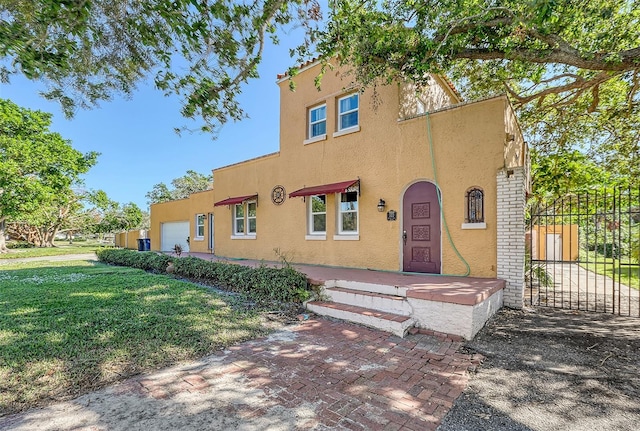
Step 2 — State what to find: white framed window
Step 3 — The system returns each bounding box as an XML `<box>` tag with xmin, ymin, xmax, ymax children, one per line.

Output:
<box><xmin>233</xmin><ymin>202</ymin><xmax>257</xmax><ymax>237</ymax></box>
<box><xmin>233</xmin><ymin>204</ymin><xmax>245</xmax><ymax>235</ymax></box>
<box><xmin>337</xmin><ymin>191</ymin><xmax>358</xmax><ymax>234</ymax></box>
<box><xmin>338</xmin><ymin>93</ymin><xmax>359</xmax><ymax>131</ymax></box>
<box><xmin>309</xmin><ymin>104</ymin><xmax>326</xmax><ymax>138</ymax></box>
<box><xmin>309</xmin><ymin>195</ymin><xmax>327</xmax><ymax>234</ymax></box>
<box><xmin>195</xmin><ymin>214</ymin><xmax>205</xmax><ymax>239</ymax></box>
<box><xmin>247</xmin><ymin>201</ymin><xmax>257</xmax><ymax>234</ymax></box>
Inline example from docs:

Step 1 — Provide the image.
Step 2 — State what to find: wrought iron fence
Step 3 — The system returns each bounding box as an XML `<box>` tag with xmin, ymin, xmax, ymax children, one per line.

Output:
<box><xmin>526</xmin><ymin>186</ymin><xmax>640</xmax><ymax>316</ymax></box>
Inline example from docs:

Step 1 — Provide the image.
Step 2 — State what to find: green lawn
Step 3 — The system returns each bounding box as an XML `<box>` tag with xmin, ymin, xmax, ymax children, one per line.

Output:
<box><xmin>0</xmin><ymin>260</ymin><xmax>267</xmax><ymax>415</ymax></box>
<box><xmin>0</xmin><ymin>242</ymin><xmax>104</xmax><ymax>259</ymax></box>
<box><xmin>578</xmin><ymin>251</ymin><xmax>640</xmax><ymax>290</ymax></box>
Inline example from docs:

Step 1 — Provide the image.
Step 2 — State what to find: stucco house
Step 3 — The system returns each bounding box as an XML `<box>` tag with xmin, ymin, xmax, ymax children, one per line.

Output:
<box><xmin>149</xmin><ymin>60</ymin><xmax>529</xmax><ymax>337</ymax></box>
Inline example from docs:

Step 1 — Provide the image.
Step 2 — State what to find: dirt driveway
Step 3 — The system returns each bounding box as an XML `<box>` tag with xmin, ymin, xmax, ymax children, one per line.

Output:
<box><xmin>440</xmin><ymin>307</ymin><xmax>640</xmax><ymax>431</ymax></box>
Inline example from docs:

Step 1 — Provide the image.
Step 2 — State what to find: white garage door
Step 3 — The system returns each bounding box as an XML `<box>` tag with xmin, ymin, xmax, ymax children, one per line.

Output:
<box><xmin>161</xmin><ymin>221</ymin><xmax>190</xmax><ymax>252</ymax></box>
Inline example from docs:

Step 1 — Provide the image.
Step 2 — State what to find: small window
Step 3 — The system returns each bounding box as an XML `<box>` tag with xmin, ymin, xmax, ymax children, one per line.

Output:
<box><xmin>466</xmin><ymin>188</ymin><xmax>484</xmax><ymax>223</ymax></box>
<box><xmin>309</xmin><ymin>195</ymin><xmax>327</xmax><ymax>234</ymax></box>
<box><xmin>233</xmin><ymin>201</ymin><xmax>256</xmax><ymax>237</ymax></box>
<box><xmin>195</xmin><ymin>214</ymin><xmax>205</xmax><ymax>238</ymax></box>
<box><xmin>309</xmin><ymin>104</ymin><xmax>326</xmax><ymax>138</ymax></box>
<box><xmin>247</xmin><ymin>201</ymin><xmax>257</xmax><ymax>234</ymax></box>
<box><xmin>338</xmin><ymin>191</ymin><xmax>358</xmax><ymax>234</ymax></box>
<box><xmin>338</xmin><ymin>93</ymin><xmax>359</xmax><ymax>131</ymax></box>
<box><xmin>234</xmin><ymin>204</ymin><xmax>245</xmax><ymax>235</ymax></box>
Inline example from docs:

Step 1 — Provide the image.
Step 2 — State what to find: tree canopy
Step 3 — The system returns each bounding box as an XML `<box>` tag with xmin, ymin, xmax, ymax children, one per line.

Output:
<box><xmin>1</xmin><ymin>0</ymin><xmax>321</xmax><ymax>132</ymax></box>
<box><xmin>311</xmin><ymin>0</ymin><xmax>640</xmax><ymax>177</ymax></box>
<box><xmin>3</xmin><ymin>1</ymin><xmax>638</xmax><ymax>178</ymax></box>
<box><xmin>0</xmin><ymin>98</ymin><xmax>98</xmax><ymax>251</ymax></box>
<box><xmin>146</xmin><ymin>170</ymin><xmax>213</xmax><ymax>205</ymax></box>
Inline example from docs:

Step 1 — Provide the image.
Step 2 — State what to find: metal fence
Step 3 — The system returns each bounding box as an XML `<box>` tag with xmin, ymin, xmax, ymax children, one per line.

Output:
<box><xmin>526</xmin><ymin>186</ymin><xmax>640</xmax><ymax>316</ymax></box>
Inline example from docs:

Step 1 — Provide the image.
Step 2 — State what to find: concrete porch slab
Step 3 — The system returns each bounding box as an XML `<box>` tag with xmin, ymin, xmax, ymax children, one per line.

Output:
<box><xmin>184</xmin><ymin>252</ymin><xmax>506</xmax><ymax>339</ymax></box>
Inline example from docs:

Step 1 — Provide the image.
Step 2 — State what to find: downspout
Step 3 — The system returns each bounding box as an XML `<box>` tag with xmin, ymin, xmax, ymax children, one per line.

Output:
<box><xmin>425</xmin><ymin>112</ymin><xmax>471</xmax><ymax>277</ymax></box>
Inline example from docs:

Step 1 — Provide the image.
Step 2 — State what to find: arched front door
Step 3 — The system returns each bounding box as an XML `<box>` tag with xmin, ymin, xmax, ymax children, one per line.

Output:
<box><xmin>402</xmin><ymin>181</ymin><xmax>441</xmax><ymax>273</ymax></box>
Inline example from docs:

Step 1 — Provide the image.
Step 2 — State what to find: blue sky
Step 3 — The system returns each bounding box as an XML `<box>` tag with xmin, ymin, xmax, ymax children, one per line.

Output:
<box><xmin>1</xmin><ymin>31</ymin><xmax>305</xmax><ymax>212</ymax></box>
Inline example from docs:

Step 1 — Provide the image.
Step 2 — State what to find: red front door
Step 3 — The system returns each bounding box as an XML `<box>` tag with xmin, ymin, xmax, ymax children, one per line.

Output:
<box><xmin>403</xmin><ymin>182</ymin><xmax>441</xmax><ymax>273</ymax></box>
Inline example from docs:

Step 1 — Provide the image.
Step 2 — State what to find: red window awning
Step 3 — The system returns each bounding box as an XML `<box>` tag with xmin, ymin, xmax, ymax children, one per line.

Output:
<box><xmin>289</xmin><ymin>179</ymin><xmax>359</xmax><ymax>198</ymax></box>
<box><xmin>214</xmin><ymin>194</ymin><xmax>258</xmax><ymax>207</ymax></box>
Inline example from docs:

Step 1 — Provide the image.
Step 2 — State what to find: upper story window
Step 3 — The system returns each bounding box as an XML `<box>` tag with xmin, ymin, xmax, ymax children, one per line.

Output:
<box><xmin>309</xmin><ymin>104</ymin><xmax>326</xmax><ymax>138</ymax></box>
<box><xmin>338</xmin><ymin>191</ymin><xmax>358</xmax><ymax>234</ymax></box>
<box><xmin>195</xmin><ymin>214</ymin><xmax>205</xmax><ymax>238</ymax></box>
<box><xmin>465</xmin><ymin>188</ymin><xmax>484</xmax><ymax>223</ymax></box>
<box><xmin>309</xmin><ymin>195</ymin><xmax>327</xmax><ymax>234</ymax></box>
<box><xmin>338</xmin><ymin>93</ymin><xmax>359</xmax><ymax>131</ymax></box>
<box><xmin>233</xmin><ymin>201</ymin><xmax>257</xmax><ymax>236</ymax></box>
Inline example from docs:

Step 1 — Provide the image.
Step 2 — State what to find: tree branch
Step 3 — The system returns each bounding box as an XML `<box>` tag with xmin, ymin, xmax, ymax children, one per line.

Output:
<box><xmin>453</xmin><ymin>47</ymin><xmax>640</xmax><ymax>72</ymax></box>
<box><xmin>506</xmin><ymin>71</ymin><xmax>616</xmax><ymax>107</ymax></box>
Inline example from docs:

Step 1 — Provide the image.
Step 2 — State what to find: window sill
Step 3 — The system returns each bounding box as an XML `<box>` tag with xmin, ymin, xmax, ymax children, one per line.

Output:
<box><xmin>461</xmin><ymin>222</ymin><xmax>486</xmax><ymax>230</ymax></box>
<box><xmin>305</xmin><ymin>235</ymin><xmax>326</xmax><ymax>241</ymax></box>
<box><xmin>332</xmin><ymin>125</ymin><xmax>360</xmax><ymax>138</ymax></box>
<box><xmin>333</xmin><ymin>234</ymin><xmax>359</xmax><ymax>241</ymax></box>
<box><xmin>193</xmin><ymin>237</ymin><xmax>204</xmax><ymax>241</ymax></box>
<box><xmin>303</xmin><ymin>134</ymin><xmax>327</xmax><ymax>145</ymax></box>
<box><xmin>231</xmin><ymin>235</ymin><xmax>257</xmax><ymax>240</ymax></box>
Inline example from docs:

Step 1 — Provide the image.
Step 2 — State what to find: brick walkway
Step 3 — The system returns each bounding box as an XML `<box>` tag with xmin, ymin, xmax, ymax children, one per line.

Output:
<box><xmin>1</xmin><ymin>318</ymin><xmax>481</xmax><ymax>431</ymax></box>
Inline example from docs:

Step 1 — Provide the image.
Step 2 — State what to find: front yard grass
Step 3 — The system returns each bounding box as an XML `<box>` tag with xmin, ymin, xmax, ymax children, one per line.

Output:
<box><xmin>578</xmin><ymin>251</ymin><xmax>640</xmax><ymax>290</ymax></box>
<box><xmin>0</xmin><ymin>260</ymin><xmax>268</xmax><ymax>415</ymax></box>
<box><xmin>0</xmin><ymin>242</ymin><xmax>103</xmax><ymax>259</ymax></box>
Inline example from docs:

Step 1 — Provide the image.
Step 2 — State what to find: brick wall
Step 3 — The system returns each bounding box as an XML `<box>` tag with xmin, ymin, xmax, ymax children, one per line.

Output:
<box><xmin>496</xmin><ymin>167</ymin><xmax>526</xmax><ymax>308</ymax></box>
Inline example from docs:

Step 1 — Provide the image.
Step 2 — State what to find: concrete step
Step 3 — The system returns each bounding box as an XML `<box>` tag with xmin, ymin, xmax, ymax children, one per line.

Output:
<box><xmin>327</xmin><ymin>279</ymin><xmax>409</xmax><ymax>297</ymax></box>
<box><xmin>306</xmin><ymin>301</ymin><xmax>415</xmax><ymax>338</ymax></box>
<box><xmin>324</xmin><ymin>287</ymin><xmax>412</xmax><ymax>316</ymax></box>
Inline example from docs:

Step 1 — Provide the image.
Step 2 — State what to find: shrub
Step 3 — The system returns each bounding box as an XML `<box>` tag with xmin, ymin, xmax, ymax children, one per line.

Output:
<box><xmin>96</xmin><ymin>249</ymin><xmax>170</xmax><ymax>272</ymax></box>
<box><xmin>96</xmin><ymin>249</ymin><xmax>310</xmax><ymax>304</ymax></box>
<box><xmin>7</xmin><ymin>241</ymin><xmax>35</xmax><ymax>249</ymax></box>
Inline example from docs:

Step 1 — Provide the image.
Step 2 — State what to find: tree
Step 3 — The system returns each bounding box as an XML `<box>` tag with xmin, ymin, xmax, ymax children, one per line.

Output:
<box><xmin>88</xmin><ymin>190</ymin><xmax>144</xmax><ymax>234</ymax></box>
<box><xmin>0</xmin><ymin>99</ymin><xmax>98</xmax><ymax>252</ymax></box>
<box><xmin>530</xmin><ymin>148</ymin><xmax>616</xmax><ymax>200</ymax></box>
<box><xmin>7</xmin><ymin>188</ymin><xmax>85</xmax><ymax>247</ymax></box>
<box><xmin>1</xmin><ymin>0</ymin><xmax>322</xmax><ymax>133</ymax></box>
<box><xmin>146</xmin><ymin>170</ymin><xmax>213</xmax><ymax>205</ymax></box>
<box><xmin>310</xmin><ymin>0</ymin><xmax>640</xmax><ymax>176</ymax></box>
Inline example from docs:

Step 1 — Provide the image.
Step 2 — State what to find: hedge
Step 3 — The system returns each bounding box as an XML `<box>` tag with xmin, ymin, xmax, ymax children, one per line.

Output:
<box><xmin>96</xmin><ymin>249</ymin><xmax>311</xmax><ymax>303</ymax></box>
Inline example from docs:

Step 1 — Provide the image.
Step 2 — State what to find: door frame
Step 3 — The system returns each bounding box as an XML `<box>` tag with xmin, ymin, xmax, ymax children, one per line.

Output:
<box><xmin>208</xmin><ymin>213</ymin><xmax>215</xmax><ymax>253</ymax></box>
<box><xmin>399</xmin><ymin>179</ymin><xmax>443</xmax><ymax>273</ymax></box>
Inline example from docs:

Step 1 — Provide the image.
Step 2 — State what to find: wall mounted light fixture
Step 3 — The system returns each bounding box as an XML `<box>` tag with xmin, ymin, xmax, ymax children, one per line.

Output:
<box><xmin>377</xmin><ymin>199</ymin><xmax>386</xmax><ymax>212</ymax></box>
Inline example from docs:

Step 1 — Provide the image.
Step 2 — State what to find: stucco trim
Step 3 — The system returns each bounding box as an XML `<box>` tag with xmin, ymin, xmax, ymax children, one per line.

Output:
<box><xmin>230</xmin><ymin>235</ymin><xmax>257</xmax><ymax>240</ymax></box>
<box><xmin>303</xmin><ymin>134</ymin><xmax>327</xmax><ymax>145</ymax></box>
<box><xmin>397</xmin><ymin>95</ymin><xmax>509</xmax><ymax>124</ymax></box>
<box><xmin>332</xmin><ymin>125</ymin><xmax>360</xmax><ymax>138</ymax></box>
<box><xmin>461</xmin><ymin>223</ymin><xmax>487</xmax><ymax>230</ymax></box>
<box><xmin>214</xmin><ymin>152</ymin><xmax>280</xmax><ymax>172</ymax></box>
<box><xmin>333</xmin><ymin>235</ymin><xmax>360</xmax><ymax>241</ymax></box>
